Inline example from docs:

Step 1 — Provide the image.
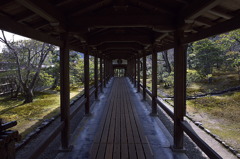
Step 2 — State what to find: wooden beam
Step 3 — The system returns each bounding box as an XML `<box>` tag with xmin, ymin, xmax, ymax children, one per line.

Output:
<box><xmin>182</xmin><ymin>0</ymin><xmax>223</xmax><ymax>20</ymax></box>
<box><xmin>69</xmin><ymin>15</ymin><xmax>174</xmax><ymax>31</ymax></box>
<box><xmin>15</xmin><ymin>0</ymin><xmax>66</xmax><ymax>27</ymax></box>
<box><xmin>134</xmin><ymin>58</ymin><xmax>137</xmax><ymax>87</ymax></box>
<box><xmin>102</xmin><ymin>48</ymin><xmax>136</xmax><ymax>53</ymax></box>
<box><xmin>60</xmin><ymin>33</ymin><xmax>70</xmax><ymax>149</ymax></box>
<box><xmin>151</xmin><ymin>47</ymin><xmax>158</xmax><ymax>115</ymax></box>
<box><xmin>97</xmin><ymin>43</ymin><xmax>144</xmax><ymax>51</ymax></box>
<box><xmin>94</xmin><ymin>52</ymin><xmax>99</xmax><ymax>100</ymax></box>
<box><xmin>71</xmin><ymin>0</ymin><xmax>112</xmax><ymax>16</ymax></box>
<box><xmin>88</xmin><ymin>34</ymin><xmax>153</xmax><ymax>45</ymax></box>
<box><xmin>142</xmin><ymin>50</ymin><xmax>147</xmax><ymax>100</ymax></box>
<box><xmin>84</xmin><ymin>47</ymin><xmax>90</xmax><ymax>115</ymax></box>
<box><xmin>129</xmin><ymin>0</ymin><xmax>174</xmax><ymax>15</ymax></box>
<box><xmin>137</xmin><ymin>53</ymin><xmax>141</xmax><ymax>93</ymax></box>
<box><xmin>208</xmin><ymin>9</ymin><xmax>232</xmax><ymax>19</ymax></box>
<box><xmin>0</xmin><ymin>15</ymin><xmax>63</xmax><ymax>47</ymax></box>
<box><xmin>103</xmin><ymin>58</ymin><xmax>106</xmax><ymax>87</ymax></box>
<box><xmin>155</xmin><ymin>33</ymin><xmax>169</xmax><ymax>42</ymax></box>
<box><xmin>173</xmin><ymin>28</ymin><xmax>187</xmax><ymax>150</ymax></box>
<box><xmin>183</xmin><ymin>14</ymin><xmax>240</xmax><ymax>44</ymax></box>
<box><xmin>100</xmin><ymin>54</ymin><xmax>103</xmax><ymax>93</ymax></box>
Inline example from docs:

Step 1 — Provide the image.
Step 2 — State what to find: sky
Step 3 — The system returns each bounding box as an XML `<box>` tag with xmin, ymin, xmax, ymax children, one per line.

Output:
<box><xmin>0</xmin><ymin>31</ymin><xmax>29</xmax><ymax>51</ymax></box>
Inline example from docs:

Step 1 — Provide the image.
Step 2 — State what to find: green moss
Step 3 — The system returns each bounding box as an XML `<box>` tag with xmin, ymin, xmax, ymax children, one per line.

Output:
<box><xmin>0</xmin><ymin>88</ymin><xmax>83</xmax><ymax>139</ymax></box>
<box><xmin>187</xmin><ymin>92</ymin><xmax>240</xmax><ymax>151</ymax></box>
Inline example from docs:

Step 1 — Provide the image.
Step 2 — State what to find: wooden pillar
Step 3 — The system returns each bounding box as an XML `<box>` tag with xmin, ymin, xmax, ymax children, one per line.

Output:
<box><xmin>103</xmin><ymin>58</ymin><xmax>106</xmax><ymax>87</ymax></box>
<box><xmin>94</xmin><ymin>52</ymin><xmax>98</xmax><ymax>100</ymax></box>
<box><xmin>134</xmin><ymin>58</ymin><xmax>137</xmax><ymax>87</ymax></box>
<box><xmin>106</xmin><ymin>59</ymin><xmax>109</xmax><ymax>81</ymax></box>
<box><xmin>131</xmin><ymin>59</ymin><xmax>134</xmax><ymax>83</ymax></box>
<box><xmin>151</xmin><ymin>47</ymin><xmax>158</xmax><ymax>115</ymax></box>
<box><xmin>84</xmin><ymin>47</ymin><xmax>90</xmax><ymax>115</ymax></box>
<box><xmin>60</xmin><ymin>34</ymin><xmax>70</xmax><ymax>149</ymax></box>
<box><xmin>142</xmin><ymin>51</ymin><xmax>147</xmax><ymax>100</ymax></box>
<box><xmin>137</xmin><ymin>53</ymin><xmax>141</xmax><ymax>92</ymax></box>
<box><xmin>173</xmin><ymin>28</ymin><xmax>187</xmax><ymax>150</ymax></box>
<box><xmin>100</xmin><ymin>55</ymin><xmax>103</xmax><ymax>92</ymax></box>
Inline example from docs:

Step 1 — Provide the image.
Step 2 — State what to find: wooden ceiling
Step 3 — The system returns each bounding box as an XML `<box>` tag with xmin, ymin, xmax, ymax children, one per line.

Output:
<box><xmin>0</xmin><ymin>0</ymin><xmax>240</xmax><ymax>59</ymax></box>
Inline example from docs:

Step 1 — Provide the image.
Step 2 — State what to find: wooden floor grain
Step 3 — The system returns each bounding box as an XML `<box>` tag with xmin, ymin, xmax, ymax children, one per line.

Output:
<box><xmin>89</xmin><ymin>78</ymin><xmax>153</xmax><ymax>159</ymax></box>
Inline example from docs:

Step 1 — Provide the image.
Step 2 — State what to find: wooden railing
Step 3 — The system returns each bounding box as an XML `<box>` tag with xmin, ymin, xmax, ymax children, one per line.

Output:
<box><xmin>138</xmin><ymin>82</ymin><xmax>222</xmax><ymax>159</ymax></box>
<box><xmin>24</xmin><ymin>77</ymin><xmax>111</xmax><ymax>159</ymax></box>
<box><xmin>0</xmin><ymin>120</ymin><xmax>21</xmax><ymax>159</ymax></box>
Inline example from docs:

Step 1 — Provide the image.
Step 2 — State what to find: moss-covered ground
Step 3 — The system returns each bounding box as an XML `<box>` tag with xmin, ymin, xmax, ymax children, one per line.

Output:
<box><xmin>0</xmin><ymin>88</ymin><xmax>83</xmax><ymax>138</ymax></box>
<box><xmin>149</xmin><ymin>71</ymin><xmax>240</xmax><ymax>153</ymax></box>
<box><xmin>187</xmin><ymin>92</ymin><xmax>240</xmax><ymax>152</ymax></box>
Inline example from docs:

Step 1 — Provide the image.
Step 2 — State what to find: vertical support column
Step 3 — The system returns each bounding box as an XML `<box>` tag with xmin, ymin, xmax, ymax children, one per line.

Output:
<box><xmin>142</xmin><ymin>51</ymin><xmax>147</xmax><ymax>100</ymax></box>
<box><xmin>151</xmin><ymin>47</ymin><xmax>158</xmax><ymax>115</ymax></box>
<box><xmin>134</xmin><ymin>57</ymin><xmax>137</xmax><ymax>87</ymax></box>
<box><xmin>131</xmin><ymin>59</ymin><xmax>134</xmax><ymax>83</ymax></box>
<box><xmin>106</xmin><ymin>59</ymin><xmax>109</xmax><ymax>81</ymax></box>
<box><xmin>137</xmin><ymin>53</ymin><xmax>141</xmax><ymax>92</ymax></box>
<box><xmin>103</xmin><ymin>57</ymin><xmax>106</xmax><ymax>87</ymax></box>
<box><xmin>173</xmin><ymin>28</ymin><xmax>187</xmax><ymax>150</ymax></box>
<box><xmin>94</xmin><ymin>52</ymin><xmax>98</xmax><ymax>100</ymax></box>
<box><xmin>84</xmin><ymin>47</ymin><xmax>90</xmax><ymax>115</ymax></box>
<box><xmin>60</xmin><ymin>33</ymin><xmax>70</xmax><ymax>149</ymax></box>
<box><xmin>100</xmin><ymin>55</ymin><xmax>103</xmax><ymax>92</ymax></box>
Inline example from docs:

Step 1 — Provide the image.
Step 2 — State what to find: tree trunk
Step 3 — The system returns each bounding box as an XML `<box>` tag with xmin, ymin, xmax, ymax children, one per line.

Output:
<box><xmin>23</xmin><ymin>88</ymin><xmax>34</xmax><ymax>103</ymax></box>
<box><xmin>162</xmin><ymin>51</ymin><xmax>172</xmax><ymax>73</ymax></box>
<box><xmin>51</xmin><ymin>76</ymin><xmax>59</xmax><ymax>89</ymax></box>
<box><xmin>12</xmin><ymin>85</ymin><xmax>20</xmax><ymax>98</ymax></box>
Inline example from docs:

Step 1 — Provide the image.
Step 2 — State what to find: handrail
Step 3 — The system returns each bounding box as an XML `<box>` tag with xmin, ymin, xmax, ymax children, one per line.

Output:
<box><xmin>146</xmin><ymin>88</ymin><xmax>152</xmax><ymax>96</ymax></box>
<box><xmin>28</xmin><ymin>122</ymin><xmax>64</xmax><ymax>159</ymax></box>
<box><xmin>156</xmin><ymin>98</ymin><xmax>174</xmax><ymax>120</ymax></box>
<box><xmin>89</xmin><ymin>88</ymin><xmax>96</xmax><ymax>97</ymax></box>
<box><xmin>141</xmin><ymin>87</ymin><xmax>221</xmax><ymax>159</ymax></box>
<box><xmin>0</xmin><ymin>121</ymin><xmax>17</xmax><ymax>131</ymax></box>
<box><xmin>25</xmin><ymin>87</ymin><xmax>91</xmax><ymax>159</ymax></box>
<box><xmin>181</xmin><ymin>121</ymin><xmax>222</xmax><ymax>159</ymax></box>
<box><xmin>70</xmin><ymin>99</ymin><xmax>86</xmax><ymax>119</ymax></box>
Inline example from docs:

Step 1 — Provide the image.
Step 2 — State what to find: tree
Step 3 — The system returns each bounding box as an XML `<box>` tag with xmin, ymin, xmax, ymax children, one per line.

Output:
<box><xmin>0</xmin><ymin>31</ymin><xmax>55</xmax><ymax>103</ymax></box>
<box><xmin>217</xmin><ymin>29</ymin><xmax>240</xmax><ymax>81</ymax></box>
<box><xmin>191</xmin><ymin>38</ymin><xmax>225</xmax><ymax>77</ymax></box>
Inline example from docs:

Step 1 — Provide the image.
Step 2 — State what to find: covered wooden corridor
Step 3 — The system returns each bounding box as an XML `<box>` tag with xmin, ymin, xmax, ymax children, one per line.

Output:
<box><xmin>1</xmin><ymin>0</ymin><xmax>240</xmax><ymax>159</ymax></box>
<box><xmin>89</xmin><ymin>78</ymin><xmax>153</xmax><ymax>159</ymax></box>
<box><xmin>55</xmin><ymin>77</ymin><xmax>188</xmax><ymax>159</ymax></box>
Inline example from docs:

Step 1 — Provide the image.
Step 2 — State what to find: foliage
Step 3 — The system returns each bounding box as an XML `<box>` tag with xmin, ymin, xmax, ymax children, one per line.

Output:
<box><xmin>191</xmin><ymin>38</ymin><xmax>225</xmax><ymax>76</ymax></box>
<box><xmin>162</xmin><ymin>72</ymin><xmax>174</xmax><ymax>88</ymax></box>
<box><xmin>186</xmin><ymin>69</ymin><xmax>203</xmax><ymax>86</ymax></box>
<box><xmin>0</xmin><ymin>31</ymin><xmax>55</xmax><ymax>103</ymax></box>
<box><xmin>35</xmin><ymin>71</ymin><xmax>54</xmax><ymax>89</ymax></box>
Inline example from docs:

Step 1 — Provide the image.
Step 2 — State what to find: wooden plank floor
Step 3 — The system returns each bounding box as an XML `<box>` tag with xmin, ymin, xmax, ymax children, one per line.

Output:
<box><xmin>89</xmin><ymin>77</ymin><xmax>153</xmax><ymax>159</ymax></box>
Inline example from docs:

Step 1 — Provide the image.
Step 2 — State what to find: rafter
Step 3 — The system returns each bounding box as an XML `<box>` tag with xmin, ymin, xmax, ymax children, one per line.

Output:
<box><xmin>129</xmin><ymin>0</ymin><xmax>174</xmax><ymax>15</ymax></box>
<box><xmin>70</xmin><ymin>0</ymin><xmax>112</xmax><ymax>16</ymax></box>
<box><xmin>182</xmin><ymin>0</ymin><xmax>223</xmax><ymax>20</ymax></box>
<box><xmin>97</xmin><ymin>43</ymin><xmax>144</xmax><ymax>51</ymax></box>
<box><xmin>88</xmin><ymin>34</ymin><xmax>153</xmax><ymax>45</ymax></box>
<box><xmin>15</xmin><ymin>0</ymin><xmax>66</xmax><ymax>28</ymax></box>
<box><xmin>183</xmin><ymin>13</ymin><xmax>240</xmax><ymax>44</ymax></box>
<box><xmin>69</xmin><ymin>15</ymin><xmax>174</xmax><ymax>32</ymax></box>
<box><xmin>0</xmin><ymin>14</ymin><xmax>63</xmax><ymax>46</ymax></box>
<box><xmin>208</xmin><ymin>9</ymin><xmax>232</xmax><ymax>19</ymax></box>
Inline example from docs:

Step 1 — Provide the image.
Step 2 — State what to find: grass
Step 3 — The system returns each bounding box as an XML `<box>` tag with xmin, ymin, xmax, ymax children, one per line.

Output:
<box><xmin>187</xmin><ymin>92</ymin><xmax>240</xmax><ymax>152</ymax></box>
<box><xmin>186</xmin><ymin>73</ymin><xmax>239</xmax><ymax>96</ymax></box>
<box><xmin>0</xmin><ymin>87</ymin><xmax>83</xmax><ymax>138</ymax></box>
<box><xmin>156</xmin><ymin>71</ymin><xmax>240</xmax><ymax>153</ymax></box>
<box><xmin>155</xmin><ymin>71</ymin><xmax>240</xmax><ymax>97</ymax></box>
